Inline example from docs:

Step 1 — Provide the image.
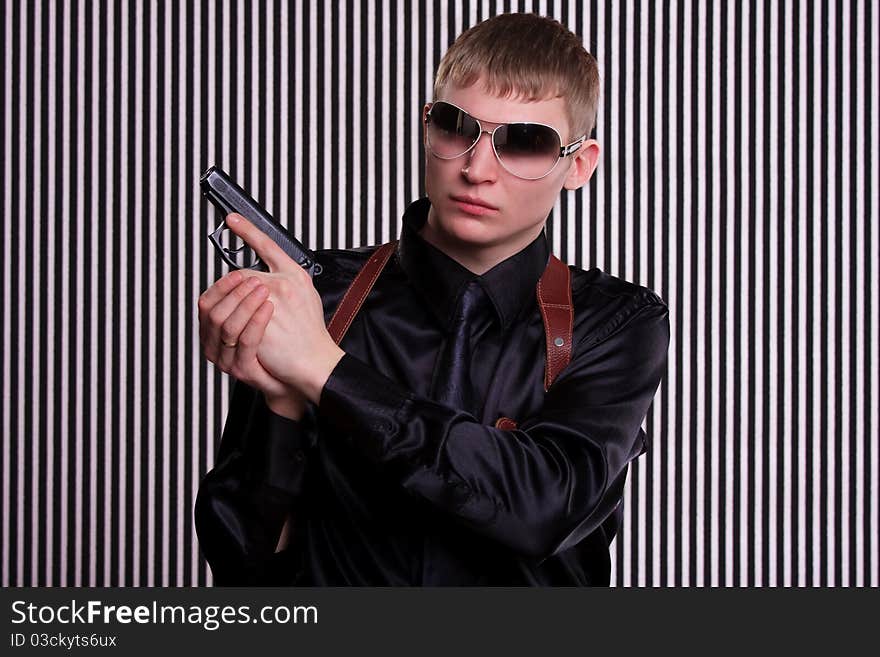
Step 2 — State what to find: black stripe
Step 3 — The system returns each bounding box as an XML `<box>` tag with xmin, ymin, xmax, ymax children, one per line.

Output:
<box><xmin>169</xmin><ymin>0</ymin><xmax>180</xmax><ymax>586</ymax></box>
<box><xmin>689</xmin><ymin>0</ymin><xmax>700</xmax><ymax>587</ymax></box>
<box><xmin>3</xmin><ymin>1</ymin><xmax>878</xmax><ymax>588</ymax></box>
<box><xmin>156</xmin><ymin>0</ymin><xmax>166</xmax><ymax>585</ymax></box>
<box><xmin>732</xmin><ymin>0</ymin><xmax>743</xmax><ymax>587</ymax></box>
<box><xmin>82</xmin><ymin>0</ymin><xmax>94</xmax><ymax>583</ymax></box>
<box><xmin>863</xmin><ymin>0</ymin><xmax>873</xmax><ymax>587</ymax></box>
<box><xmin>0</xmin><ymin>0</ymin><xmax>15</xmax><ymax>586</ymax></box>
<box><xmin>819</xmin><ymin>0</ymin><xmax>829</xmax><ymax>587</ymax></box>
<box><xmin>705</xmin><ymin>0</ymin><xmax>716</xmax><ymax>585</ymax></box>
<box><xmin>643</xmin><ymin>0</ymin><xmax>656</xmax><ymax>587</ymax></box>
<box><xmin>791</xmin><ymin>0</ymin><xmax>801</xmax><ymax>586</ymax></box>
<box><xmin>761</xmin><ymin>0</ymin><xmax>772</xmax><ymax>586</ymax></box>
<box><xmin>775</xmin><ymin>0</ymin><xmax>787</xmax><ymax>585</ymax></box>
<box><xmin>659</xmin><ymin>0</ymin><xmax>670</xmax><ymax>586</ymax></box>
<box><xmin>847</xmin><ymin>0</ymin><xmax>858</xmax><ymax>586</ymax></box>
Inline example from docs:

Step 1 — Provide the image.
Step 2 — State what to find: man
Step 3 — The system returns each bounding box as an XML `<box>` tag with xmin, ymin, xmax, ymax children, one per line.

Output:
<box><xmin>195</xmin><ymin>13</ymin><xmax>669</xmax><ymax>585</ymax></box>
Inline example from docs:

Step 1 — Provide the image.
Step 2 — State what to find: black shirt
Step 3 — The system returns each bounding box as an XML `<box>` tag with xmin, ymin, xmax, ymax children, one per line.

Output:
<box><xmin>195</xmin><ymin>197</ymin><xmax>670</xmax><ymax>585</ymax></box>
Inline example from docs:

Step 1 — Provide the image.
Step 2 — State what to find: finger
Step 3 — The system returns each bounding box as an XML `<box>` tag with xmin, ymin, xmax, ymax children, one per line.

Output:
<box><xmin>197</xmin><ymin>269</ymin><xmax>245</xmax><ymax>316</ymax></box>
<box><xmin>225</xmin><ymin>212</ymin><xmax>296</xmax><ymax>274</ymax></box>
<box><xmin>230</xmin><ymin>300</ymin><xmax>287</xmax><ymax>394</ymax></box>
<box><xmin>234</xmin><ymin>298</ymin><xmax>274</xmax><ymax>370</ymax></box>
<box><xmin>216</xmin><ymin>283</ymin><xmax>270</xmax><ymax>366</ymax></box>
<box><xmin>199</xmin><ymin>271</ymin><xmax>250</xmax><ymax>354</ymax></box>
<box><xmin>203</xmin><ymin>276</ymin><xmax>263</xmax><ymax>357</ymax></box>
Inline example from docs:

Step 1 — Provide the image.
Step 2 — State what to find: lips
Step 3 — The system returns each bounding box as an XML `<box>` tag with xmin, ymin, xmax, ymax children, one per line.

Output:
<box><xmin>450</xmin><ymin>194</ymin><xmax>499</xmax><ymax>215</ymax></box>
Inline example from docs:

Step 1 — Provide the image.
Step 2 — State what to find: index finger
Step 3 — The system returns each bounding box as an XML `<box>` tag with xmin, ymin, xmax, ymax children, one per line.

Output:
<box><xmin>225</xmin><ymin>212</ymin><xmax>294</xmax><ymax>273</ymax></box>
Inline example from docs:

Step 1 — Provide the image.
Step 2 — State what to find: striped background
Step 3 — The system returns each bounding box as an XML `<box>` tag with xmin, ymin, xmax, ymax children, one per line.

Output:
<box><xmin>1</xmin><ymin>0</ymin><xmax>877</xmax><ymax>587</ymax></box>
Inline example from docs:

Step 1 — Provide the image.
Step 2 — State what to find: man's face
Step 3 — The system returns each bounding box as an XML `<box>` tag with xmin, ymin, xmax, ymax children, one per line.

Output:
<box><xmin>422</xmin><ymin>80</ymin><xmax>599</xmax><ymax>272</ymax></box>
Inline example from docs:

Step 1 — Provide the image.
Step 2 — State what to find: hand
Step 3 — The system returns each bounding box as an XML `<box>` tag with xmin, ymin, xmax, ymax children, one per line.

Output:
<box><xmin>198</xmin><ymin>268</ymin><xmax>308</xmax><ymax>418</ymax></box>
<box><xmin>220</xmin><ymin>212</ymin><xmax>345</xmax><ymax>404</ymax></box>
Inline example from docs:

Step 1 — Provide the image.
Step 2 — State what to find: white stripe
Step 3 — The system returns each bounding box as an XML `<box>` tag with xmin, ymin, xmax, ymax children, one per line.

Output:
<box><xmin>395</xmin><ymin>0</ymin><xmax>405</xmax><ymax>225</ymax></box>
<box><xmin>265</xmin><ymin>0</ymin><xmax>274</xmax><ymax>219</ymax></box>
<box><xmin>608</xmin><ymin>0</ymin><xmax>619</xmax><ymax>278</ymax></box>
<box><xmin>593</xmin><ymin>0</ymin><xmax>605</xmax><ymax>273</ymax></box>
<box><xmin>293</xmin><ymin>2</ymin><xmax>303</xmax><ymax>240</ymax></box>
<box><xmin>339</xmin><ymin>0</ymin><xmax>348</xmax><ymax>247</ymax></box>
<box><xmin>723</xmin><ymin>0</ymin><xmax>736</xmax><ymax>586</ymax></box>
<box><xmin>737</xmin><ymin>0</ymin><xmax>750</xmax><ymax>587</ymax></box>
<box><xmin>853</xmin><ymin>0</ymin><xmax>866</xmax><ymax>588</ymax></box>
<box><xmin>694</xmin><ymin>0</ymin><xmax>708</xmax><ymax>587</ymax></box>
<box><xmin>637</xmin><ymin>0</ymin><xmax>651</xmax><ymax>588</ymax></box>
<box><xmin>309</xmin><ymin>0</ymin><xmax>318</xmax><ymax>248</ymax></box>
<box><xmin>104</xmin><ymin>0</ymin><xmax>115</xmax><ymax>586</ymax></box>
<box><xmin>196</xmin><ymin>0</ymin><xmax>208</xmax><ymax>586</ymax></box>
<box><xmin>366</xmin><ymin>0</ymin><xmax>375</xmax><ymax>245</ymax></box>
<box><xmin>59</xmin><ymin>0</ymin><xmax>72</xmax><ymax>588</ymax></box>
<box><xmin>42</xmin><ymin>0</ymin><xmax>54</xmax><ymax>587</ymax></box>
<box><xmin>88</xmin><ymin>0</ymin><xmax>99</xmax><ymax>587</ymax></box>
<box><xmin>767</xmin><ymin>0</ymin><xmax>780</xmax><ymax>588</ymax></box>
<box><xmin>810</xmin><ymin>0</ymin><xmax>822</xmax><ymax>587</ymax></box>
<box><xmin>351</xmin><ymin>2</ymin><xmax>360</xmax><ymax>246</ymax></box>
<box><xmin>2</xmin><ymin>0</ymin><xmax>12</xmax><ymax>586</ymax></box>
<box><xmin>132</xmin><ymin>0</ymin><xmax>144</xmax><ymax>586</ymax></box>
<box><xmin>796</xmin><ymin>0</ymin><xmax>808</xmax><ymax>587</ymax></box>
<box><xmin>380</xmin><ymin>0</ymin><xmax>390</xmax><ymax>242</ymax></box>
<box><xmin>74</xmin><ymin>0</ymin><xmax>86</xmax><ymax>587</ymax></box>
<box><xmin>681</xmin><ymin>0</ymin><xmax>693</xmax><ymax>587</ymax></box>
<box><xmin>753</xmin><ymin>0</ymin><xmax>765</xmax><ymax>588</ymax></box>
<box><xmin>870</xmin><ymin>0</ymin><xmax>879</xmax><ymax>588</ymax></box>
<box><xmin>279</xmin><ymin>0</ymin><xmax>289</xmax><ymax>238</ymax></box>
<box><xmin>161</xmin><ymin>0</ymin><xmax>172</xmax><ymax>587</ymax></box>
<box><xmin>145</xmin><ymin>0</ymin><xmax>158</xmax><ymax>587</ymax></box>
<box><xmin>840</xmin><ymin>3</ymin><xmax>852</xmax><ymax>587</ymax></box>
<box><xmin>324</xmin><ymin>1</ymin><xmax>333</xmax><ymax>247</ymax></box>
<box><xmin>709</xmin><ymin>0</ymin><xmax>722</xmax><ymax>587</ymax></box>
<box><xmin>825</xmin><ymin>5</ymin><xmax>838</xmax><ymax>587</ymax></box>
<box><xmin>782</xmin><ymin>0</ymin><xmax>795</xmax><ymax>588</ymax></box>
<box><xmin>176</xmin><ymin>0</ymin><xmax>188</xmax><ymax>587</ymax></box>
<box><xmin>651</xmin><ymin>0</ymin><xmax>664</xmax><ymax>586</ymax></box>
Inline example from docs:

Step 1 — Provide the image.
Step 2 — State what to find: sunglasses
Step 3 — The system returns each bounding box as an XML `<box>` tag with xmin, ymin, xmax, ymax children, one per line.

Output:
<box><xmin>424</xmin><ymin>100</ymin><xmax>586</xmax><ymax>180</ymax></box>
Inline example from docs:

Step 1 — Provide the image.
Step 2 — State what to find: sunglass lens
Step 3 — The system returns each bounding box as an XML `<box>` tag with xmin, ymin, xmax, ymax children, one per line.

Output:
<box><xmin>493</xmin><ymin>124</ymin><xmax>560</xmax><ymax>179</ymax></box>
<box><xmin>427</xmin><ymin>102</ymin><xmax>480</xmax><ymax>158</ymax></box>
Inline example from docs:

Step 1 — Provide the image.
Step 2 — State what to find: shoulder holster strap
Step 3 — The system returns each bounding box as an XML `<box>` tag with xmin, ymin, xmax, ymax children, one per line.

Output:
<box><xmin>327</xmin><ymin>241</ymin><xmax>573</xmax><ymax>392</ymax></box>
<box><xmin>327</xmin><ymin>241</ymin><xmax>399</xmax><ymax>344</ymax></box>
<box><xmin>536</xmin><ymin>254</ymin><xmax>573</xmax><ymax>392</ymax></box>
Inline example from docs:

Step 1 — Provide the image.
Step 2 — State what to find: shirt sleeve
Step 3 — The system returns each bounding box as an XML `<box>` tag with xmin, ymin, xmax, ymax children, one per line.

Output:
<box><xmin>317</xmin><ymin>298</ymin><xmax>670</xmax><ymax>561</ymax></box>
<box><xmin>195</xmin><ymin>380</ymin><xmax>314</xmax><ymax>585</ymax></box>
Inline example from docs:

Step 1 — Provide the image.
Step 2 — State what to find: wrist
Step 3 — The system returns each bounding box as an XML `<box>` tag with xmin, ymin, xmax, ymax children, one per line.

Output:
<box><xmin>302</xmin><ymin>344</ymin><xmax>346</xmax><ymax>405</ymax></box>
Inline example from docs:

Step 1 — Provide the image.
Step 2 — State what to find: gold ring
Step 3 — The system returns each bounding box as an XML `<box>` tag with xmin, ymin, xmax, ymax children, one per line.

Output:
<box><xmin>222</xmin><ymin>340</ymin><xmax>238</xmax><ymax>348</ymax></box>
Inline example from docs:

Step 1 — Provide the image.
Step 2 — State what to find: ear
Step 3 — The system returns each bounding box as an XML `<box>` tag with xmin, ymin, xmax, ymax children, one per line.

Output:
<box><xmin>562</xmin><ymin>139</ymin><xmax>600</xmax><ymax>191</ymax></box>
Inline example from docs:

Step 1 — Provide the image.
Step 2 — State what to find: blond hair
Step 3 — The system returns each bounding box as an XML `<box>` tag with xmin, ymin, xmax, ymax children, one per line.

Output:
<box><xmin>433</xmin><ymin>13</ymin><xmax>601</xmax><ymax>139</ymax></box>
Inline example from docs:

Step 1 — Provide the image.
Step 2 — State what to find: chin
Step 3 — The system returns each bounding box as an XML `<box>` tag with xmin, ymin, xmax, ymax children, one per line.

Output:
<box><xmin>438</xmin><ymin>211</ymin><xmax>500</xmax><ymax>245</ymax></box>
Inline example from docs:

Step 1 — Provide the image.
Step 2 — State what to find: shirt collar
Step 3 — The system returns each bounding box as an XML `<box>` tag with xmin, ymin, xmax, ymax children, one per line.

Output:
<box><xmin>396</xmin><ymin>197</ymin><xmax>551</xmax><ymax>331</ymax></box>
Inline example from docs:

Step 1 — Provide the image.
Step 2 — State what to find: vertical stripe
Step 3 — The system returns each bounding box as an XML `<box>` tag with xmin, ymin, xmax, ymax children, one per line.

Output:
<box><xmin>1</xmin><ymin>0</ymin><xmax>877</xmax><ymax>587</ymax></box>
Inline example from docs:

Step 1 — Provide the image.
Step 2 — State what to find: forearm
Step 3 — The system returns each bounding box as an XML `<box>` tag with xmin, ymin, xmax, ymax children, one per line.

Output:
<box><xmin>196</xmin><ymin>381</ymin><xmax>313</xmax><ymax>582</ymax></box>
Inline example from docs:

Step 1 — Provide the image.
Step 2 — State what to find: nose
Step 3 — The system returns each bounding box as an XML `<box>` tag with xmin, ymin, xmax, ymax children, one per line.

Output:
<box><xmin>461</xmin><ymin>129</ymin><xmax>499</xmax><ymax>183</ymax></box>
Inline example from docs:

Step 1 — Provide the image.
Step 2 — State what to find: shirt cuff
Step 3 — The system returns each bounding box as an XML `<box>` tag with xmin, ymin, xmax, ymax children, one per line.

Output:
<box><xmin>318</xmin><ymin>353</ymin><xmax>410</xmax><ymax>455</ymax></box>
<box><xmin>260</xmin><ymin>405</ymin><xmax>312</xmax><ymax>494</ymax></box>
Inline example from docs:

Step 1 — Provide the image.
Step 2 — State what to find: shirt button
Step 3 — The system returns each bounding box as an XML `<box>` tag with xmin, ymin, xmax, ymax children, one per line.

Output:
<box><xmin>294</xmin><ymin>450</ymin><xmax>305</xmax><ymax>462</ymax></box>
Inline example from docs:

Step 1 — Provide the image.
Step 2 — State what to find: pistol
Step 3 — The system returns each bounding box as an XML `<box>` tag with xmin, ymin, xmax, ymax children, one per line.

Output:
<box><xmin>200</xmin><ymin>166</ymin><xmax>322</xmax><ymax>277</ymax></box>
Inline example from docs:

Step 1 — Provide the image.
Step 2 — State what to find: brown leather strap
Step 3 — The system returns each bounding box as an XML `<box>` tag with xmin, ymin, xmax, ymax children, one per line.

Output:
<box><xmin>327</xmin><ymin>241</ymin><xmax>398</xmax><ymax>345</ymax></box>
<box><xmin>536</xmin><ymin>255</ymin><xmax>573</xmax><ymax>392</ymax></box>
<box><xmin>328</xmin><ymin>242</ymin><xmax>574</xmax><ymax>397</ymax></box>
